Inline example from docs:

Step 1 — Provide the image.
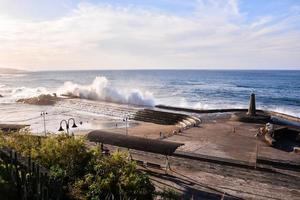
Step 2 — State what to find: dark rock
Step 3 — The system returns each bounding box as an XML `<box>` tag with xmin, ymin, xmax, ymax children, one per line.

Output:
<box><xmin>17</xmin><ymin>94</ymin><xmax>60</xmax><ymax>105</ymax></box>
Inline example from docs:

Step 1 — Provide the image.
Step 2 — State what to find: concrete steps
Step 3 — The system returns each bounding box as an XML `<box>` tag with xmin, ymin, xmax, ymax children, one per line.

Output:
<box><xmin>133</xmin><ymin>109</ymin><xmax>201</xmax><ymax>128</ymax></box>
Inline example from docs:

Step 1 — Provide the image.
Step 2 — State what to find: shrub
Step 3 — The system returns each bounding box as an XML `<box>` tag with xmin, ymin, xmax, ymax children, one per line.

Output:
<box><xmin>157</xmin><ymin>188</ymin><xmax>182</xmax><ymax>200</ymax></box>
<box><xmin>0</xmin><ymin>132</ymin><xmax>156</xmax><ymax>199</ymax></box>
<box><xmin>4</xmin><ymin>131</ymin><xmax>41</xmax><ymax>158</ymax></box>
<box><xmin>72</xmin><ymin>152</ymin><xmax>155</xmax><ymax>200</ymax></box>
<box><xmin>38</xmin><ymin>134</ymin><xmax>91</xmax><ymax>181</ymax></box>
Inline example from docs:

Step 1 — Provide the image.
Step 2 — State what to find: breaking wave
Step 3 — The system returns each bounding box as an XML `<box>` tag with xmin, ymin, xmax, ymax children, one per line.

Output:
<box><xmin>0</xmin><ymin>86</ymin><xmax>50</xmax><ymax>103</ymax></box>
<box><xmin>57</xmin><ymin>76</ymin><xmax>156</xmax><ymax>107</ymax></box>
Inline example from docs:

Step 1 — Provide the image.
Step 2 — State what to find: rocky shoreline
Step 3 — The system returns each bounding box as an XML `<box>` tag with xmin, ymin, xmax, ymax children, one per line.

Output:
<box><xmin>16</xmin><ymin>94</ymin><xmax>61</xmax><ymax>105</ymax></box>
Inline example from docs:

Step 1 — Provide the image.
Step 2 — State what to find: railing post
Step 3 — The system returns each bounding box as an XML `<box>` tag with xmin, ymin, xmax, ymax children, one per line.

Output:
<box><xmin>28</xmin><ymin>156</ymin><xmax>32</xmax><ymax>173</ymax></box>
<box><xmin>0</xmin><ymin>147</ymin><xmax>55</xmax><ymax>200</ymax></box>
<box><xmin>14</xmin><ymin>152</ymin><xmax>22</xmax><ymax>197</ymax></box>
<box><xmin>43</xmin><ymin>172</ymin><xmax>49</xmax><ymax>200</ymax></box>
<box><xmin>36</xmin><ymin>165</ymin><xmax>41</xmax><ymax>199</ymax></box>
<box><xmin>21</xmin><ymin>170</ymin><xmax>27</xmax><ymax>200</ymax></box>
<box><xmin>10</xmin><ymin>150</ymin><xmax>15</xmax><ymax>182</ymax></box>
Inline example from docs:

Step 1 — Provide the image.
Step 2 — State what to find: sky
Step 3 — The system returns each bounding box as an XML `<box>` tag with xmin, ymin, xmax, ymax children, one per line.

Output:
<box><xmin>0</xmin><ymin>0</ymin><xmax>299</xmax><ymax>70</ymax></box>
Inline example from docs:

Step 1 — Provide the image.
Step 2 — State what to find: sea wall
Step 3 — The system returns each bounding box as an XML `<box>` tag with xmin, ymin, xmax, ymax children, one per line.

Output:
<box><xmin>156</xmin><ymin>105</ymin><xmax>300</xmax><ymax>123</ymax></box>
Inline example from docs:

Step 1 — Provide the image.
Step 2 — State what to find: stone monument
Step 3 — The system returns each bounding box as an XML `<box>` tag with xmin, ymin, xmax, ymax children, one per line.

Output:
<box><xmin>247</xmin><ymin>93</ymin><xmax>256</xmax><ymax>116</ymax></box>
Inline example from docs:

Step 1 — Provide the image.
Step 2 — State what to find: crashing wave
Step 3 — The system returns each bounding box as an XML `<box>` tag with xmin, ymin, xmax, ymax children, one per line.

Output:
<box><xmin>11</xmin><ymin>87</ymin><xmax>50</xmax><ymax>99</ymax></box>
<box><xmin>0</xmin><ymin>86</ymin><xmax>50</xmax><ymax>103</ymax></box>
<box><xmin>57</xmin><ymin>76</ymin><xmax>156</xmax><ymax>107</ymax></box>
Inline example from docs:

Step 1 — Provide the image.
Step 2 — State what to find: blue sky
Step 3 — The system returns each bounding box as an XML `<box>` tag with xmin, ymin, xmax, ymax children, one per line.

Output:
<box><xmin>0</xmin><ymin>0</ymin><xmax>299</xmax><ymax>70</ymax></box>
<box><xmin>1</xmin><ymin>0</ymin><xmax>299</xmax><ymax>20</ymax></box>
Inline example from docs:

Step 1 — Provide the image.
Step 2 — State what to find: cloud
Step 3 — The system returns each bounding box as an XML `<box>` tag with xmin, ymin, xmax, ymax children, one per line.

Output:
<box><xmin>0</xmin><ymin>0</ymin><xmax>299</xmax><ymax>70</ymax></box>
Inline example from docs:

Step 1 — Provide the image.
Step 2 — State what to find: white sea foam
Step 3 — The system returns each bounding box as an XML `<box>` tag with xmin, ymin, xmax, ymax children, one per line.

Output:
<box><xmin>173</xmin><ymin>97</ymin><xmax>246</xmax><ymax>110</ymax></box>
<box><xmin>0</xmin><ymin>73</ymin><xmax>27</xmax><ymax>78</ymax></box>
<box><xmin>262</xmin><ymin>106</ymin><xmax>300</xmax><ymax>118</ymax></box>
<box><xmin>163</xmin><ymin>96</ymin><xmax>300</xmax><ymax>117</ymax></box>
<box><xmin>0</xmin><ymin>85</ymin><xmax>50</xmax><ymax>103</ymax></box>
<box><xmin>12</xmin><ymin>87</ymin><xmax>50</xmax><ymax>98</ymax></box>
<box><xmin>57</xmin><ymin>76</ymin><xmax>156</xmax><ymax>106</ymax></box>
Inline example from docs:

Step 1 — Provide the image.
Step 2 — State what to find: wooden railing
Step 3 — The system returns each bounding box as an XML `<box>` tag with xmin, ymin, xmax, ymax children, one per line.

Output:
<box><xmin>0</xmin><ymin>146</ymin><xmax>62</xmax><ymax>200</ymax></box>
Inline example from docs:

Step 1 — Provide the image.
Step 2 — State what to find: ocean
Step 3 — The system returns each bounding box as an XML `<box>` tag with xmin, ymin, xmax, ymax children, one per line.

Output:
<box><xmin>0</xmin><ymin>70</ymin><xmax>299</xmax><ymax>133</ymax></box>
<box><xmin>1</xmin><ymin>70</ymin><xmax>300</xmax><ymax>114</ymax></box>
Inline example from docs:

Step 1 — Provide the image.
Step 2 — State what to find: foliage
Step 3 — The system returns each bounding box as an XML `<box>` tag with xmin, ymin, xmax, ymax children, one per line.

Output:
<box><xmin>0</xmin><ymin>130</ymin><xmax>5</xmax><ymax>147</ymax></box>
<box><xmin>4</xmin><ymin>130</ymin><xmax>41</xmax><ymax>158</ymax></box>
<box><xmin>156</xmin><ymin>188</ymin><xmax>182</xmax><ymax>200</ymax></box>
<box><xmin>0</xmin><ymin>132</ymin><xmax>156</xmax><ymax>200</ymax></box>
<box><xmin>38</xmin><ymin>134</ymin><xmax>91</xmax><ymax>181</ymax></box>
<box><xmin>72</xmin><ymin>152</ymin><xmax>155</xmax><ymax>200</ymax></box>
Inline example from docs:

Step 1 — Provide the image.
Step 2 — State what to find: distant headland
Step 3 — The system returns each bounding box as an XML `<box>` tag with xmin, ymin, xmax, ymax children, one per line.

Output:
<box><xmin>0</xmin><ymin>68</ymin><xmax>28</xmax><ymax>74</ymax></box>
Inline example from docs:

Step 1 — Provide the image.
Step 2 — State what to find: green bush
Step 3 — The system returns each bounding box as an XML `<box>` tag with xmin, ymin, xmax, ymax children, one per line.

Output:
<box><xmin>5</xmin><ymin>131</ymin><xmax>41</xmax><ymax>158</ymax></box>
<box><xmin>38</xmin><ymin>135</ymin><xmax>91</xmax><ymax>180</ymax></box>
<box><xmin>0</xmin><ymin>132</ymin><xmax>156</xmax><ymax>200</ymax></box>
<box><xmin>157</xmin><ymin>188</ymin><xmax>182</xmax><ymax>200</ymax></box>
<box><xmin>83</xmin><ymin>152</ymin><xmax>155</xmax><ymax>200</ymax></box>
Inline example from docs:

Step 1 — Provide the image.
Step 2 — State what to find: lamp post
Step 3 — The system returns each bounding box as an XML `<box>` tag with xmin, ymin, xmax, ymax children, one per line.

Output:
<box><xmin>58</xmin><ymin>118</ymin><xmax>78</xmax><ymax>136</ymax></box>
<box><xmin>123</xmin><ymin>115</ymin><xmax>129</xmax><ymax>136</ymax></box>
<box><xmin>123</xmin><ymin>114</ymin><xmax>132</xmax><ymax>160</ymax></box>
<box><xmin>41</xmin><ymin>111</ymin><xmax>48</xmax><ymax>136</ymax></box>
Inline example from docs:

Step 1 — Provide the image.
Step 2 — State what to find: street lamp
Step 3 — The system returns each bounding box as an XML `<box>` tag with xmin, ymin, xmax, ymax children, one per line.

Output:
<box><xmin>123</xmin><ymin>114</ymin><xmax>132</xmax><ymax>160</ymax></box>
<box><xmin>58</xmin><ymin>118</ymin><xmax>78</xmax><ymax>136</ymax></box>
<box><xmin>41</xmin><ymin>111</ymin><xmax>48</xmax><ymax>136</ymax></box>
<box><xmin>123</xmin><ymin>115</ymin><xmax>129</xmax><ymax>136</ymax></box>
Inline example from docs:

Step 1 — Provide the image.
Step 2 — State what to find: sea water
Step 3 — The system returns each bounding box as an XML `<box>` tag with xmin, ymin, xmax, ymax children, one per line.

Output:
<box><xmin>0</xmin><ymin>70</ymin><xmax>299</xmax><ymax>117</ymax></box>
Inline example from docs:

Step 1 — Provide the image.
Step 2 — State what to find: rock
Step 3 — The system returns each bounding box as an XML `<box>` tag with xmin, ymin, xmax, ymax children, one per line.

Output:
<box><xmin>0</xmin><ymin>124</ymin><xmax>29</xmax><ymax>132</ymax></box>
<box><xmin>61</xmin><ymin>93</ymin><xmax>80</xmax><ymax>98</ymax></box>
<box><xmin>0</xmin><ymin>94</ymin><xmax>3</xmax><ymax>97</ymax></box>
<box><xmin>293</xmin><ymin>147</ymin><xmax>300</xmax><ymax>153</ymax></box>
<box><xmin>17</xmin><ymin>94</ymin><xmax>60</xmax><ymax>105</ymax></box>
<box><xmin>265</xmin><ymin>132</ymin><xmax>276</xmax><ymax>146</ymax></box>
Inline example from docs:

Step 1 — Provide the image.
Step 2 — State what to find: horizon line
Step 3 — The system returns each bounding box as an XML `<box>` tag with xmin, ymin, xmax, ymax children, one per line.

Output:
<box><xmin>1</xmin><ymin>67</ymin><xmax>300</xmax><ymax>72</ymax></box>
